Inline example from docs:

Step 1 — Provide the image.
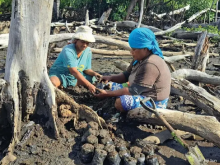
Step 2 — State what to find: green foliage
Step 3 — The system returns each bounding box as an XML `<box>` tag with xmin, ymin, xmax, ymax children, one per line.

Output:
<box><xmin>60</xmin><ymin>0</ymin><xmax>130</xmax><ymax>21</ymax></box>
<box><xmin>0</xmin><ymin>0</ymin><xmax>218</xmax><ymax>22</ymax></box>
<box><xmin>182</xmin><ymin>25</ymin><xmax>220</xmax><ymax>35</ymax></box>
<box><xmin>0</xmin><ymin>0</ymin><xmax>12</xmax><ymax>14</ymax></box>
<box><xmin>153</xmin><ymin>0</ymin><xmax>216</xmax><ymax>22</ymax></box>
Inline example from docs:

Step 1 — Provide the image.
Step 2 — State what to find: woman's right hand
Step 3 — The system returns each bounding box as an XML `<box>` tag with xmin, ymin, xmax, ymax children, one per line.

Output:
<box><xmin>88</xmin><ymin>84</ymin><xmax>97</xmax><ymax>94</ymax></box>
<box><xmin>100</xmin><ymin>76</ymin><xmax>112</xmax><ymax>83</ymax></box>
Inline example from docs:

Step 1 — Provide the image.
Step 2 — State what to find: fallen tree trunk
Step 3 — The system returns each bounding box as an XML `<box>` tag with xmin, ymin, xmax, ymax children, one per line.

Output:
<box><xmin>52</xmin><ymin>47</ymin><xmax>131</xmax><ymax>56</ymax></box>
<box><xmin>171</xmin><ymin>78</ymin><xmax>220</xmax><ymax>119</ymax></box>
<box><xmin>182</xmin><ymin>20</ymin><xmax>220</xmax><ymax>29</ymax></box>
<box><xmin>1</xmin><ymin>33</ymin><xmax>219</xmax><ymax>59</ymax></box>
<box><xmin>160</xmin><ymin>42</ymin><xmax>214</xmax><ymax>48</ymax></box>
<box><xmin>151</xmin><ymin>4</ymin><xmax>190</xmax><ymax>19</ymax></box>
<box><xmin>162</xmin><ymin>51</ymin><xmax>218</xmax><ymax>57</ymax></box>
<box><xmin>172</xmin><ymin>69</ymin><xmax>220</xmax><ymax>85</ymax></box>
<box><xmin>172</xmin><ymin>30</ymin><xmax>220</xmax><ymax>39</ymax></box>
<box><xmin>50</xmin><ymin>18</ymin><xmax>98</xmax><ymax>27</ymax></box>
<box><xmin>155</xmin><ymin>8</ymin><xmax>210</xmax><ymax>36</ymax></box>
<box><xmin>114</xmin><ymin>21</ymin><xmax>162</xmax><ymax>32</ymax></box>
<box><xmin>163</xmin><ymin>55</ymin><xmax>191</xmax><ymax>64</ymax></box>
<box><xmin>52</xmin><ymin>47</ymin><xmax>219</xmax><ymax>58</ymax></box>
<box><xmin>50</xmin><ymin>34</ymin><xmax>131</xmax><ymax>50</ymax></box>
<box><xmin>127</xmin><ymin>108</ymin><xmax>220</xmax><ymax>148</ymax></box>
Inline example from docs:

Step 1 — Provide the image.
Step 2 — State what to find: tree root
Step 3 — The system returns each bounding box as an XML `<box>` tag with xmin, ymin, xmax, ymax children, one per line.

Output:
<box><xmin>55</xmin><ymin>88</ymin><xmax>107</xmax><ymax>129</ymax></box>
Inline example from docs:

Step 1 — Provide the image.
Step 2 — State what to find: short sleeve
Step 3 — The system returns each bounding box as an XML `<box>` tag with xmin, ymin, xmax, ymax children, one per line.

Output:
<box><xmin>85</xmin><ymin>49</ymin><xmax>92</xmax><ymax>70</ymax></box>
<box><xmin>62</xmin><ymin>48</ymin><xmax>77</xmax><ymax>68</ymax></box>
<box><xmin>134</xmin><ymin>62</ymin><xmax>160</xmax><ymax>87</ymax></box>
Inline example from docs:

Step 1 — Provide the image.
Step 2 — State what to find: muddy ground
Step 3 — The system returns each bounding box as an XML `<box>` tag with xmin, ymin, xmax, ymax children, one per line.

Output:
<box><xmin>1</xmin><ymin>36</ymin><xmax>220</xmax><ymax>165</ymax></box>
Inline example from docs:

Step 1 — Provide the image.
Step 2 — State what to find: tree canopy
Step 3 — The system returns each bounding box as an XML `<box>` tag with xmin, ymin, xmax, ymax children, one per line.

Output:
<box><xmin>0</xmin><ymin>0</ymin><xmax>218</xmax><ymax>21</ymax></box>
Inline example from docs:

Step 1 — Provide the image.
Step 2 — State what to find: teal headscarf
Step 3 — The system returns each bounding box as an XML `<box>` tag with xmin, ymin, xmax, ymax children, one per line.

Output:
<box><xmin>128</xmin><ymin>28</ymin><xmax>164</xmax><ymax>59</ymax></box>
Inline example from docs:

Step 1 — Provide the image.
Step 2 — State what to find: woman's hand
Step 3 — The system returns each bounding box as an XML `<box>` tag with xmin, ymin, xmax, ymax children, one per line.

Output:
<box><xmin>94</xmin><ymin>73</ymin><xmax>102</xmax><ymax>81</ymax></box>
<box><xmin>88</xmin><ymin>84</ymin><xmax>97</xmax><ymax>94</ymax></box>
<box><xmin>94</xmin><ymin>89</ymin><xmax>108</xmax><ymax>98</ymax></box>
<box><xmin>100</xmin><ymin>76</ymin><xmax>112</xmax><ymax>83</ymax></box>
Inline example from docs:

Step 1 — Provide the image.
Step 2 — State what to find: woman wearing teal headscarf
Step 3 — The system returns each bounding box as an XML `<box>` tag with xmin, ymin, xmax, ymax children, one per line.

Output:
<box><xmin>95</xmin><ymin>28</ymin><xmax>171</xmax><ymax>112</ymax></box>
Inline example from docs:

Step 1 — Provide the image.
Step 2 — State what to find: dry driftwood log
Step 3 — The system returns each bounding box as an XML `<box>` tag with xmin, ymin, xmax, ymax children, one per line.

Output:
<box><xmin>162</xmin><ymin>51</ymin><xmax>218</xmax><ymax>57</ymax></box>
<box><xmin>172</xmin><ymin>69</ymin><xmax>220</xmax><ymax>85</ymax></box>
<box><xmin>171</xmin><ymin>78</ymin><xmax>220</xmax><ymax>119</ymax></box>
<box><xmin>127</xmin><ymin>108</ymin><xmax>220</xmax><ymax>148</ymax></box>
<box><xmin>1</xmin><ymin>32</ymin><xmax>219</xmax><ymax>58</ymax></box>
<box><xmin>50</xmin><ymin>18</ymin><xmax>98</xmax><ymax>27</ymax></box>
<box><xmin>160</xmin><ymin>42</ymin><xmax>214</xmax><ymax>48</ymax></box>
<box><xmin>52</xmin><ymin>47</ymin><xmax>131</xmax><ymax>56</ymax></box>
<box><xmin>151</xmin><ymin>4</ymin><xmax>190</xmax><ymax>19</ymax></box>
<box><xmin>192</xmin><ymin>31</ymin><xmax>209</xmax><ymax>72</ymax></box>
<box><xmin>114</xmin><ymin>56</ymin><xmax>189</xmax><ymax>69</ymax></box>
<box><xmin>50</xmin><ymin>34</ymin><xmax>131</xmax><ymax>50</ymax></box>
<box><xmin>164</xmin><ymin>55</ymin><xmax>191</xmax><ymax>64</ymax></box>
<box><xmin>114</xmin><ymin>21</ymin><xmax>162</xmax><ymax>32</ymax></box>
<box><xmin>52</xmin><ymin>46</ymin><xmax>219</xmax><ymax>59</ymax></box>
<box><xmin>155</xmin><ymin>8</ymin><xmax>210</xmax><ymax>36</ymax></box>
<box><xmin>98</xmin><ymin>8</ymin><xmax>112</xmax><ymax>25</ymax></box>
<box><xmin>172</xmin><ymin>30</ymin><xmax>220</xmax><ymax>39</ymax></box>
<box><xmin>182</xmin><ymin>19</ymin><xmax>220</xmax><ymax>30</ymax></box>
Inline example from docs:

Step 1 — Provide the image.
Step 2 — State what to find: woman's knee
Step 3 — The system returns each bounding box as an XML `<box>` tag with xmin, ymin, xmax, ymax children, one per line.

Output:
<box><xmin>50</xmin><ymin>76</ymin><xmax>61</xmax><ymax>87</ymax></box>
<box><xmin>115</xmin><ymin>98</ymin><xmax>125</xmax><ymax>112</ymax></box>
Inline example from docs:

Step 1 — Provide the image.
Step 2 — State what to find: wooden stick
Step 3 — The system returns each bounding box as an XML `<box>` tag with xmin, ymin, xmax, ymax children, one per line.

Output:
<box><xmin>172</xmin><ymin>69</ymin><xmax>220</xmax><ymax>85</ymax></box>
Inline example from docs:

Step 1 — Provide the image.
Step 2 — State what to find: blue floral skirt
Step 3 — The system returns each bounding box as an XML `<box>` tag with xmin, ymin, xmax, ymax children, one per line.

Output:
<box><xmin>108</xmin><ymin>82</ymin><xmax>169</xmax><ymax>111</ymax></box>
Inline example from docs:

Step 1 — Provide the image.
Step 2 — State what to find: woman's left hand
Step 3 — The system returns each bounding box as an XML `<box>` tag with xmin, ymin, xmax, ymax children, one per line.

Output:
<box><xmin>94</xmin><ymin>89</ymin><xmax>108</xmax><ymax>98</ymax></box>
<box><xmin>94</xmin><ymin>73</ymin><xmax>102</xmax><ymax>80</ymax></box>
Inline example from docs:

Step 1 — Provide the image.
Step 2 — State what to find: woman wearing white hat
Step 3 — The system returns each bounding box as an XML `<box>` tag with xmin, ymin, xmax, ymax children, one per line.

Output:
<box><xmin>49</xmin><ymin>26</ymin><xmax>101</xmax><ymax>93</ymax></box>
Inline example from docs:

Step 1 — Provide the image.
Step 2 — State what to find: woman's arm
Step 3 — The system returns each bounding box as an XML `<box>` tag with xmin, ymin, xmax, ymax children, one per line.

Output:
<box><xmin>102</xmin><ymin>73</ymin><xmax>127</xmax><ymax>83</ymax></box>
<box><xmin>69</xmin><ymin>67</ymin><xmax>96</xmax><ymax>93</ymax></box>
<box><xmin>84</xmin><ymin>69</ymin><xmax>101</xmax><ymax>77</ymax></box>
<box><xmin>95</xmin><ymin>87</ymin><xmax>131</xmax><ymax>98</ymax></box>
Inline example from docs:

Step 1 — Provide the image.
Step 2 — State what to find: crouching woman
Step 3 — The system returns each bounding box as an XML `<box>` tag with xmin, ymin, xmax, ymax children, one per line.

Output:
<box><xmin>49</xmin><ymin>26</ymin><xmax>101</xmax><ymax>94</ymax></box>
<box><xmin>95</xmin><ymin>28</ymin><xmax>171</xmax><ymax>112</ymax></box>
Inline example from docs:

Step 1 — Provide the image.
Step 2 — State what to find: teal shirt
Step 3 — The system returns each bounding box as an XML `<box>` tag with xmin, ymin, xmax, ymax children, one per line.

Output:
<box><xmin>49</xmin><ymin>44</ymin><xmax>92</xmax><ymax>87</ymax></box>
<box><xmin>50</xmin><ymin>44</ymin><xmax>92</xmax><ymax>74</ymax></box>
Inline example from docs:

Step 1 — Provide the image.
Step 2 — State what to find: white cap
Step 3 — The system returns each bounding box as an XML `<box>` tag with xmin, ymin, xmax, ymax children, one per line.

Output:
<box><xmin>72</xmin><ymin>25</ymin><xmax>95</xmax><ymax>42</ymax></box>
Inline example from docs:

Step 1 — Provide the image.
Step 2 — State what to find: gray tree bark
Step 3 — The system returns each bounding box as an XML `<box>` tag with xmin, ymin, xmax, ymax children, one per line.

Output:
<box><xmin>1</xmin><ymin>0</ymin><xmax>57</xmax><ymax>164</ymax></box>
